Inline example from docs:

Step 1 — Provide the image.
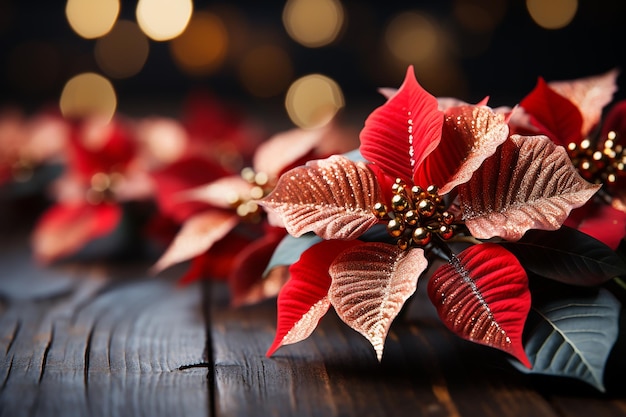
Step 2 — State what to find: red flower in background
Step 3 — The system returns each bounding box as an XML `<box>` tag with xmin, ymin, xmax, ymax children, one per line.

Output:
<box><xmin>150</xmin><ymin>122</ymin><xmax>359</xmax><ymax>306</ymax></box>
<box><xmin>31</xmin><ymin>116</ymin><xmax>154</xmax><ymax>264</ymax></box>
<box><xmin>513</xmin><ymin>70</ymin><xmax>626</xmax><ymax>249</ymax></box>
<box><xmin>0</xmin><ymin>107</ymin><xmax>68</xmax><ymax>185</ymax></box>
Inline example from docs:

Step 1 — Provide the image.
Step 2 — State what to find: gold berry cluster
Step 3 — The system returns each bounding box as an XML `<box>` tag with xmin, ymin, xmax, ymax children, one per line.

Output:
<box><xmin>231</xmin><ymin>167</ymin><xmax>274</xmax><ymax>222</ymax></box>
<box><xmin>373</xmin><ymin>178</ymin><xmax>455</xmax><ymax>250</ymax></box>
<box><xmin>567</xmin><ymin>131</ymin><xmax>625</xmax><ymax>186</ymax></box>
<box><xmin>86</xmin><ymin>171</ymin><xmax>124</xmax><ymax>205</ymax></box>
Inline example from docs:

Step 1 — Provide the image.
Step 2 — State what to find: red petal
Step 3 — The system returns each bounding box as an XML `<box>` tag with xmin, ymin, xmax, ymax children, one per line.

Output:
<box><xmin>69</xmin><ymin>117</ymin><xmax>136</xmax><ymax>180</ymax></box>
<box><xmin>267</xmin><ymin>239</ymin><xmax>363</xmax><ymax>356</ymax></box>
<box><xmin>151</xmin><ymin>156</ymin><xmax>231</xmax><ymax>222</ymax></box>
<box><xmin>601</xmin><ymin>100</ymin><xmax>626</xmax><ymax>147</ymax></box>
<box><xmin>428</xmin><ymin>243</ymin><xmax>531</xmax><ymax>367</ymax></box>
<box><xmin>573</xmin><ymin>203</ymin><xmax>626</xmax><ymax>250</ymax></box>
<box><xmin>229</xmin><ymin>227</ymin><xmax>288</xmax><ymax>306</ymax></box>
<box><xmin>519</xmin><ymin>77</ymin><xmax>583</xmax><ymax>147</ymax></box>
<box><xmin>31</xmin><ymin>202</ymin><xmax>121</xmax><ymax>264</ymax></box>
<box><xmin>360</xmin><ymin>66</ymin><xmax>443</xmax><ymax>183</ymax></box>
<box><xmin>178</xmin><ymin>231</ymin><xmax>255</xmax><ymax>284</ymax></box>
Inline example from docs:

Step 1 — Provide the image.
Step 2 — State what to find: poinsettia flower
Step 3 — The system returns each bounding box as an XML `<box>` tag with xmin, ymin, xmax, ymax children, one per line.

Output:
<box><xmin>181</xmin><ymin>91</ymin><xmax>268</xmax><ymax>172</ymax></box>
<box><xmin>31</xmin><ymin>115</ymin><xmax>153</xmax><ymax>264</ymax></box>
<box><xmin>0</xmin><ymin>107</ymin><xmax>69</xmax><ymax>186</ymax></box>
<box><xmin>514</xmin><ymin>71</ymin><xmax>625</xmax><ymax>249</ymax></box>
<box><xmin>260</xmin><ymin>66</ymin><xmax>600</xmax><ymax>365</ymax></box>
<box><xmin>150</xmin><ymin>123</ymin><xmax>356</xmax><ymax>305</ymax></box>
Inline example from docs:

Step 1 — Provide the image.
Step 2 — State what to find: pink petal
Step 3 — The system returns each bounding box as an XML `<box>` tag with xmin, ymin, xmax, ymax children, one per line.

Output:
<box><xmin>267</xmin><ymin>239</ymin><xmax>363</xmax><ymax>356</ymax></box>
<box><xmin>415</xmin><ymin>105</ymin><xmax>509</xmax><ymax>194</ymax></box>
<box><xmin>549</xmin><ymin>69</ymin><xmax>619</xmax><ymax>139</ymax></box>
<box><xmin>459</xmin><ymin>135</ymin><xmax>601</xmax><ymax>241</ymax></box>
<box><xmin>259</xmin><ymin>155</ymin><xmax>382</xmax><ymax>240</ymax></box>
<box><xmin>178</xmin><ymin>175</ymin><xmax>254</xmax><ymax>209</ymax></box>
<box><xmin>252</xmin><ymin>127</ymin><xmax>327</xmax><ymax>179</ymax></box>
<box><xmin>428</xmin><ymin>243</ymin><xmax>531</xmax><ymax>367</ymax></box>
<box><xmin>151</xmin><ymin>210</ymin><xmax>239</xmax><ymax>274</ymax></box>
<box><xmin>360</xmin><ymin>66</ymin><xmax>443</xmax><ymax>183</ymax></box>
<box><xmin>329</xmin><ymin>243</ymin><xmax>428</xmax><ymax>360</ymax></box>
<box><xmin>32</xmin><ymin>202</ymin><xmax>121</xmax><ymax>264</ymax></box>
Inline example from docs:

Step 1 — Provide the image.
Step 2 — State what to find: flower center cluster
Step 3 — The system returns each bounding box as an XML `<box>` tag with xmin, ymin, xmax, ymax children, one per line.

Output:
<box><xmin>567</xmin><ymin>131</ymin><xmax>625</xmax><ymax>186</ymax></box>
<box><xmin>373</xmin><ymin>178</ymin><xmax>455</xmax><ymax>250</ymax></box>
<box><xmin>232</xmin><ymin>167</ymin><xmax>275</xmax><ymax>223</ymax></box>
<box><xmin>86</xmin><ymin>171</ymin><xmax>123</xmax><ymax>205</ymax></box>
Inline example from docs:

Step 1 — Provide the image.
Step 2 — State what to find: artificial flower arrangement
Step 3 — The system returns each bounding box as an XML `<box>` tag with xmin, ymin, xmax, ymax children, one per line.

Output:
<box><xmin>258</xmin><ymin>66</ymin><xmax>626</xmax><ymax>392</ymax></box>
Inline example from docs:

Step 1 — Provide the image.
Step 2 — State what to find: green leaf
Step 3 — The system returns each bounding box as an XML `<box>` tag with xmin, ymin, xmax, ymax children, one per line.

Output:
<box><xmin>512</xmin><ymin>283</ymin><xmax>621</xmax><ymax>392</ymax></box>
<box><xmin>262</xmin><ymin>233</ymin><xmax>322</xmax><ymax>277</ymax></box>
<box><xmin>499</xmin><ymin>226</ymin><xmax>626</xmax><ymax>286</ymax></box>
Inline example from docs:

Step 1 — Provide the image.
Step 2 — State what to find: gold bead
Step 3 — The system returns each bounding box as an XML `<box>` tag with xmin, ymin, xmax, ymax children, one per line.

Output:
<box><xmin>397</xmin><ymin>238</ymin><xmax>409</xmax><ymax>251</ymax></box>
<box><xmin>417</xmin><ymin>199</ymin><xmax>436</xmax><ymax>217</ymax></box>
<box><xmin>442</xmin><ymin>211</ymin><xmax>454</xmax><ymax>225</ymax></box>
<box><xmin>387</xmin><ymin>218</ymin><xmax>405</xmax><ymax>237</ymax></box>
<box><xmin>411</xmin><ymin>185</ymin><xmax>423</xmax><ymax>196</ymax></box>
<box><xmin>373</xmin><ymin>202</ymin><xmax>388</xmax><ymax>218</ymax></box>
<box><xmin>404</xmin><ymin>210</ymin><xmax>418</xmax><ymax>226</ymax></box>
<box><xmin>392</xmin><ymin>194</ymin><xmax>409</xmax><ymax>212</ymax></box>
<box><xmin>439</xmin><ymin>224</ymin><xmax>454</xmax><ymax>240</ymax></box>
<box><xmin>412</xmin><ymin>227</ymin><xmax>431</xmax><ymax>246</ymax></box>
<box><xmin>426</xmin><ymin>184</ymin><xmax>438</xmax><ymax>195</ymax></box>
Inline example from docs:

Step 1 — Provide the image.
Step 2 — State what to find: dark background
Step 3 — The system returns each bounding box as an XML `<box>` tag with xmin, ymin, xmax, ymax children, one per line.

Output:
<box><xmin>1</xmin><ymin>0</ymin><xmax>626</xmax><ymax>125</ymax></box>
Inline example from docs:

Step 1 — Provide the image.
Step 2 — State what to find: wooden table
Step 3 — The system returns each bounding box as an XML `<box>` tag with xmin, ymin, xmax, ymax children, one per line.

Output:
<box><xmin>1</xmin><ymin>228</ymin><xmax>625</xmax><ymax>417</ymax></box>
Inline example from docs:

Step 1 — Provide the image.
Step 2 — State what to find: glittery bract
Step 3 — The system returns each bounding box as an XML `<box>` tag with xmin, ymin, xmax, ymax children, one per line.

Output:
<box><xmin>259</xmin><ymin>155</ymin><xmax>382</xmax><ymax>240</ymax></box>
<box><xmin>458</xmin><ymin>135</ymin><xmax>601</xmax><ymax>241</ymax></box>
<box><xmin>328</xmin><ymin>242</ymin><xmax>427</xmax><ymax>360</ymax></box>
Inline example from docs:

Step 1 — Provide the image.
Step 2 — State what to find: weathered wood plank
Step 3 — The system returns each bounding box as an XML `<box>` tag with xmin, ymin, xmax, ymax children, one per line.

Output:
<box><xmin>209</xmin><ymin>282</ymin><xmax>563</xmax><ymax>417</ymax></box>
<box><xmin>0</xmin><ymin>240</ymin><xmax>210</xmax><ymax>417</ymax></box>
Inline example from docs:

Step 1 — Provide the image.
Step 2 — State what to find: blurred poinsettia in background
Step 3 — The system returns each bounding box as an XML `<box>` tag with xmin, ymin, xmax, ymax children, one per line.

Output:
<box><xmin>150</xmin><ymin>114</ymin><xmax>358</xmax><ymax>305</ymax></box>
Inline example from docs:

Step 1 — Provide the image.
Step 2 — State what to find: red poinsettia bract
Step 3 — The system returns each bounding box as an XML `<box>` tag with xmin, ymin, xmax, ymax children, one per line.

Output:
<box><xmin>31</xmin><ymin>116</ymin><xmax>152</xmax><ymax>263</ymax></box>
<box><xmin>150</xmin><ymin>125</ymin><xmax>356</xmax><ymax>305</ymax></box>
<box><xmin>260</xmin><ymin>66</ymin><xmax>600</xmax><ymax>366</ymax></box>
<box><xmin>515</xmin><ymin>70</ymin><xmax>626</xmax><ymax>249</ymax></box>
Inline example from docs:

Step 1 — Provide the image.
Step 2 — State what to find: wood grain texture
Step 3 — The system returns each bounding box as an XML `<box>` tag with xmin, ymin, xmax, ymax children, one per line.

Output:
<box><xmin>1</xmin><ymin>232</ymin><xmax>625</xmax><ymax>417</ymax></box>
<box><xmin>0</xmin><ymin>238</ymin><xmax>209</xmax><ymax>417</ymax></box>
<box><xmin>210</xmin><ymin>280</ymin><xmax>583</xmax><ymax>417</ymax></box>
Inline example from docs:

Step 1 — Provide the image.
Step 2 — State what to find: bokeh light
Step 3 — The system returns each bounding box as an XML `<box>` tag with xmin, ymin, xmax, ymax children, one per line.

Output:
<box><xmin>170</xmin><ymin>11</ymin><xmax>228</xmax><ymax>76</ymax></box>
<box><xmin>238</xmin><ymin>44</ymin><xmax>294</xmax><ymax>98</ymax></box>
<box><xmin>385</xmin><ymin>11</ymin><xmax>439</xmax><ymax>64</ymax></box>
<box><xmin>59</xmin><ymin>73</ymin><xmax>117</xmax><ymax>122</ymax></box>
<box><xmin>453</xmin><ymin>0</ymin><xmax>507</xmax><ymax>33</ymax></box>
<box><xmin>285</xmin><ymin>74</ymin><xmax>344</xmax><ymax>129</ymax></box>
<box><xmin>526</xmin><ymin>0</ymin><xmax>578</xmax><ymax>30</ymax></box>
<box><xmin>95</xmin><ymin>20</ymin><xmax>150</xmax><ymax>79</ymax></box>
<box><xmin>282</xmin><ymin>0</ymin><xmax>344</xmax><ymax>48</ymax></box>
<box><xmin>65</xmin><ymin>0</ymin><xmax>120</xmax><ymax>39</ymax></box>
<box><xmin>136</xmin><ymin>0</ymin><xmax>193</xmax><ymax>41</ymax></box>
